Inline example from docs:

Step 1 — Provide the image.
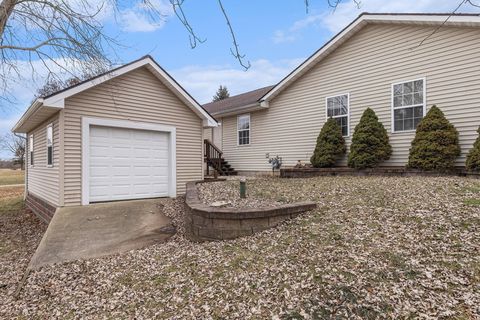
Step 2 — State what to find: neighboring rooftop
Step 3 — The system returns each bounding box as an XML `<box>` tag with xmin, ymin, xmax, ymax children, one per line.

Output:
<box><xmin>203</xmin><ymin>85</ymin><xmax>274</xmax><ymax>115</ymax></box>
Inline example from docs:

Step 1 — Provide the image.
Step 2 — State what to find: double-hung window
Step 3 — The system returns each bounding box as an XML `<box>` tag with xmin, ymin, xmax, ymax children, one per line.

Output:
<box><xmin>29</xmin><ymin>134</ymin><xmax>34</xmax><ymax>166</ymax></box>
<box><xmin>237</xmin><ymin>114</ymin><xmax>250</xmax><ymax>145</ymax></box>
<box><xmin>326</xmin><ymin>94</ymin><xmax>349</xmax><ymax>136</ymax></box>
<box><xmin>392</xmin><ymin>78</ymin><xmax>425</xmax><ymax>132</ymax></box>
<box><xmin>46</xmin><ymin>124</ymin><xmax>53</xmax><ymax>166</ymax></box>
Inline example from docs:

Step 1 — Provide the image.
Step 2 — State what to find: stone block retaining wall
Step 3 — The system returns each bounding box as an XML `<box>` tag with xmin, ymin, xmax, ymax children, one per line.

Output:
<box><xmin>185</xmin><ymin>181</ymin><xmax>316</xmax><ymax>241</ymax></box>
<box><xmin>281</xmin><ymin>167</ymin><xmax>480</xmax><ymax>179</ymax></box>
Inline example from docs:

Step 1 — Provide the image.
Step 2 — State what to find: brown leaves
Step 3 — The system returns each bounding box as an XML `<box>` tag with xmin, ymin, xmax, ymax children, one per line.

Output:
<box><xmin>1</xmin><ymin>176</ymin><xmax>480</xmax><ymax>319</ymax></box>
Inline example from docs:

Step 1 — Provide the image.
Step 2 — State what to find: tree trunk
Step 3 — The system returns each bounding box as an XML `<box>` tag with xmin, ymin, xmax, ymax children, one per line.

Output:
<box><xmin>0</xmin><ymin>0</ymin><xmax>16</xmax><ymax>38</ymax></box>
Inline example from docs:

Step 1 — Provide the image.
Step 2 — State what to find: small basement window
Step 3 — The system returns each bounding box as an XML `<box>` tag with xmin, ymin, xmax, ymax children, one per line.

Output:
<box><xmin>392</xmin><ymin>78</ymin><xmax>425</xmax><ymax>132</ymax></box>
<box><xmin>47</xmin><ymin>124</ymin><xmax>53</xmax><ymax>166</ymax></box>
<box><xmin>29</xmin><ymin>134</ymin><xmax>34</xmax><ymax>166</ymax></box>
<box><xmin>326</xmin><ymin>94</ymin><xmax>349</xmax><ymax>136</ymax></box>
<box><xmin>237</xmin><ymin>114</ymin><xmax>250</xmax><ymax>145</ymax></box>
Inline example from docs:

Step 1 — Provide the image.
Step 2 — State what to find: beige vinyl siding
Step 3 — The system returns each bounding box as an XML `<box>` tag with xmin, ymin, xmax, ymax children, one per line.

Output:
<box><xmin>27</xmin><ymin>114</ymin><xmax>60</xmax><ymax>206</ymax></box>
<box><xmin>63</xmin><ymin>67</ymin><xmax>203</xmax><ymax>206</ymax></box>
<box><xmin>222</xmin><ymin>24</ymin><xmax>480</xmax><ymax>171</ymax></box>
<box><xmin>204</xmin><ymin>128</ymin><xmax>213</xmax><ymax>141</ymax></box>
<box><xmin>213</xmin><ymin>119</ymin><xmax>223</xmax><ymax>150</ymax></box>
<box><xmin>203</xmin><ymin>118</ymin><xmax>223</xmax><ymax>150</ymax></box>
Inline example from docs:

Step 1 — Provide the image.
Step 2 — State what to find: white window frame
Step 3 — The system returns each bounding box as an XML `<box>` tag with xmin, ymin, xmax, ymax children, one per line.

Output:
<box><xmin>237</xmin><ymin>114</ymin><xmax>250</xmax><ymax>146</ymax></box>
<box><xmin>29</xmin><ymin>134</ymin><xmax>34</xmax><ymax>167</ymax></box>
<box><xmin>46</xmin><ymin>124</ymin><xmax>53</xmax><ymax>167</ymax></box>
<box><xmin>81</xmin><ymin>117</ymin><xmax>177</xmax><ymax>205</ymax></box>
<box><xmin>391</xmin><ymin>77</ymin><xmax>427</xmax><ymax>133</ymax></box>
<box><xmin>325</xmin><ymin>93</ymin><xmax>350</xmax><ymax>137</ymax></box>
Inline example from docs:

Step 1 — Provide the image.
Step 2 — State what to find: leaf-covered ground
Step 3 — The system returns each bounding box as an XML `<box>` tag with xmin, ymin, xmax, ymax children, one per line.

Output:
<box><xmin>1</xmin><ymin>176</ymin><xmax>479</xmax><ymax>319</ymax></box>
<box><xmin>0</xmin><ymin>186</ymin><xmax>46</xmax><ymax>311</ymax></box>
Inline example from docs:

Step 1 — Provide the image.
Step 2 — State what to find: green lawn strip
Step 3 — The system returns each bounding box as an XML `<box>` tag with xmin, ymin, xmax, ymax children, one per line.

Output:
<box><xmin>463</xmin><ymin>198</ymin><xmax>480</xmax><ymax>206</ymax></box>
<box><xmin>0</xmin><ymin>196</ymin><xmax>24</xmax><ymax>216</ymax></box>
<box><xmin>0</xmin><ymin>170</ymin><xmax>25</xmax><ymax>186</ymax></box>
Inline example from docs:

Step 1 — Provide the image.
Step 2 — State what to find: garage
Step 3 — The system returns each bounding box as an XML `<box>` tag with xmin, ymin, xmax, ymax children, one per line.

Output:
<box><xmin>88</xmin><ymin>125</ymin><xmax>170</xmax><ymax>202</ymax></box>
<box><xmin>13</xmin><ymin>56</ymin><xmax>217</xmax><ymax>220</ymax></box>
<box><xmin>82</xmin><ymin>117</ymin><xmax>178</xmax><ymax>205</ymax></box>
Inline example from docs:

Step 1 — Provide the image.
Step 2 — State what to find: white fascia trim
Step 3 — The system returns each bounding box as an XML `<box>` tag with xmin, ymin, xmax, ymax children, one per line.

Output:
<box><xmin>12</xmin><ymin>98</ymin><xmax>44</xmax><ymax>132</ymax></box>
<box><xmin>211</xmin><ymin>102</ymin><xmax>268</xmax><ymax>117</ymax></box>
<box><xmin>262</xmin><ymin>13</ymin><xmax>480</xmax><ymax>102</ymax></box>
<box><xmin>42</xmin><ymin>57</ymin><xmax>217</xmax><ymax>127</ymax></box>
<box><xmin>365</xmin><ymin>14</ymin><xmax>480</xmax><ymax>24</ymax></box>
<box><xmin>81</xmin><ymin>117</ymin><xmax>177</xmax><ymax>205</ymax></box>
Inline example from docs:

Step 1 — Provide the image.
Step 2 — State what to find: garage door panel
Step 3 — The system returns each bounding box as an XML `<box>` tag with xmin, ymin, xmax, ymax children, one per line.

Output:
<box><xmin>89</xmin><ymin>125</ymin><xmax>170</xmax><ymax>203</ymax></box>
<box><xmin>90</xmin><ymin>146</ymin><xmax>111</xmax><ymax>156</ymax></box>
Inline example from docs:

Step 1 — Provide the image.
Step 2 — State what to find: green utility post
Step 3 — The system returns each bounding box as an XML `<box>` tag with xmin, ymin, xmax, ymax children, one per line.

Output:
<box><xmin>239</xmin><ymin>178</ymin><xmax>246</xmax><ymax>199</ymax></box>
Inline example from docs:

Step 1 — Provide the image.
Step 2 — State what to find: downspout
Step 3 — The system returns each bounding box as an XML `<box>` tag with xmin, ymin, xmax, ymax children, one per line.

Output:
<box><xmin>13</xmin><ymin>133</ymin><xmax>27</xmax><ymax>200</ymax></box>
<box><xmin>24</xmin><ymin>134</ymin><xmax>27</xmax><ymax>200</ymax></box>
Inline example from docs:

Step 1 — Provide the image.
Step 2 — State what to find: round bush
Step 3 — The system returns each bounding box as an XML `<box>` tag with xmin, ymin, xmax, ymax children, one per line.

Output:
<box><xmin>466</xmin><ymin>126</ymin><xmax>480</xmax><ymax>171</ymax></box>
<box><xmin>348</xmin><ymin>108</ymin><xmax>392</xmax><ymax>169</ymax></box>
<box><xmin>310</xmin><ymin>118</ymin><xmax>346</xmax><ymax>167</ymax></box>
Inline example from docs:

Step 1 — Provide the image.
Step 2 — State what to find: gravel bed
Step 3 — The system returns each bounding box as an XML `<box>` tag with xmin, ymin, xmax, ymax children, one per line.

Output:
<box><xmin>1</xmin><ymin>176</ymin><xmax>480</xmax><ymax>319</ymax></box>
<box><xmin>197</xmin><ymin>177</ymin><xmax>287</xmax><ymax>208</ymax></box>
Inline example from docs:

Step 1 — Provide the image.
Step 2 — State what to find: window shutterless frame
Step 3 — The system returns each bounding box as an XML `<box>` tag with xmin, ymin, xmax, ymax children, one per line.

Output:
<box><xmin>29</xmin><ymin>134</ymin><xmax>34</xmax><ymax>166</ymax></box>
<box><xmin>391</xmin><ymin>77</ymin><xmax>427</xmax><ymax>133</ymax></box>
<box><xmin>46</xmin><ymin>124</ymin><xmax>53</xmax><ymax>167</ymax></box>
<box><xmin>325</xmin><ymin>93</ymin><xmax>350</xmax><ymax>137</ymax></box>
<box><xmin>237</xmin><ymin>114</ymin><xmax>250</xmax><ymax>146</ymax></box>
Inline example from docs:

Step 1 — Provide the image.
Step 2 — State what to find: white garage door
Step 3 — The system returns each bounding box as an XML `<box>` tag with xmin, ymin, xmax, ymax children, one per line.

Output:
<box><xmin>89</xmin><ymin>125</ymin><xmax>170</xmax><ymax>202</ymax></box>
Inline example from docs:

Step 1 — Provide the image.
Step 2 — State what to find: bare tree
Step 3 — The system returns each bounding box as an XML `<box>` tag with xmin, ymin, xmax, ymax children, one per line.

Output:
<box><xmin>0</xmin><ymin>0</ymin><xmax>122</xmax><ymax>105</ymax></box>
<box><xmin>2</xmin><ymin>0</ymin><xmax>476</xmax><ymax>112</ymax></box>
<box><xmin>0</xmin><ymin>132</ymin><xmax>25</xmax><ymax>169</ymax></box>
<box><xmin>35</xmin><ymin>66</ymin><xmax>109</xmax><ymax>98</ymax></box>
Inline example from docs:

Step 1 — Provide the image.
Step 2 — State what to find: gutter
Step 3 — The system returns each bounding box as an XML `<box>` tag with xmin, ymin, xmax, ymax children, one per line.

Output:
<box><xmin>210</xmin><ymin>102</ymin><xmax>269</xmax><ymax>118</ymax></box>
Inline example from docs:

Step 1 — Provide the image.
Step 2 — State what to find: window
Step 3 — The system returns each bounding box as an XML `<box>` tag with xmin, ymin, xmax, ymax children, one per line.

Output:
<box><xmin>392</xmin><ymin>79</ymin><xmax>425</xmax><ymax>132</ymax></box>
<box><xmin>29</xmin><ymin>134</ymin><xmax>34</xmax><ymax>166</ymax></box>
<box><xmin>47</xmin><ymin>124</ymin><xmax>53</xmax><ymax>166</ymax></box>
<box><xmin>237</xmin><ymin>114</ymin><xmax>250</xmax><ymax>145</ymax></box>
<box><xmin>326</xmin><ymin>94</ymin><xmax>349</xmax><ymax>136</ymax></box>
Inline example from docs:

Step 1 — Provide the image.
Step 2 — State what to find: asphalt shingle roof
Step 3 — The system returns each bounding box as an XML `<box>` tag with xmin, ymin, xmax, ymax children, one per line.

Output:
<box><xmin>203</xmin><ymin>85</ymin><xmax>275</xmax><ymax>115</ymax></box>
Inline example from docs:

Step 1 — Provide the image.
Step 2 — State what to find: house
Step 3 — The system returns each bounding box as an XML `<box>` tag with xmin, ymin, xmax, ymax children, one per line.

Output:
<box><xmin>13</xmin><ymin>56</ymin><xmax>217</xmax><ymax>223</ymax></box>
<box><xmin>203</xmin><ymin>13</ymin><xmax>480</xmax><ymax>174</ymax></box>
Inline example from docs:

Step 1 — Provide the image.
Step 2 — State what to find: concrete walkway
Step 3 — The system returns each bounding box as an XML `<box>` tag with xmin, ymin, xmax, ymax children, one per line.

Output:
<box><xmin>29</xmin><ymin>199</ymin><xmax>175</xmax><ymax>268</ymax></box>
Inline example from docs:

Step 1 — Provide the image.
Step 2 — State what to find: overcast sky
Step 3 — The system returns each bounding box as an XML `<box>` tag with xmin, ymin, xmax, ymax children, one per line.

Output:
<box><xmin>0</xmin><ymin>0</ymin><xmax>476</xmax><ymax>158</ymax></box>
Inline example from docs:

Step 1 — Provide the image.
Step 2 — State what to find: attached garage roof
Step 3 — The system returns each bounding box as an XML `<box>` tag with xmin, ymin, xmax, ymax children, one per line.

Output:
<box><xmin>13</xmin><ymin>55</ymin><xmax>218</xmax><ymax>133</ymax></box>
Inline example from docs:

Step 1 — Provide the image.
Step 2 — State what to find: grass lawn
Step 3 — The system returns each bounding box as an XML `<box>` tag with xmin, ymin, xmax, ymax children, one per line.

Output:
<box><xmin>1</xmin><ymin>176</ymin><xmax>479</xmax><ymax>319</ymax></box>
<box><xmin>0</xmin><ymin>169</ymin><xmax>25</xmax><ymax>186</ymax></box>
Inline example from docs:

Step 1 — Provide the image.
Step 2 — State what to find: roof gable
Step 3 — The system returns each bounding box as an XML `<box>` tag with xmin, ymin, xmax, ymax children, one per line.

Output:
<box><xmin>13</xmin><ymin>56</ymin><xmax>217</xmax><ymax>133</ymax></box>
<box><xmin>261</xmin><ymin>13</ymin><xmax>480</xmax><ymax>102</ymax></box>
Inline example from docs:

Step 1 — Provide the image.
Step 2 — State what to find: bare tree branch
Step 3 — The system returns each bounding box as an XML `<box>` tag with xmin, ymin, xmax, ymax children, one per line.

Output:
<box><xmin>416</xmin><ymin>0</ymin><xmax>476</xmax><ymax>48</ymax></box>
<box><xmin>0</xmin><ymin>132</ymin><xmax>25</xmax><ymax>169</ymax></box>
<box><xmin>217</xmin><ymin>0</ymin><xmax>250</xmax><ymax>70</ymax></box>
<box><xmin>169</xmin><ymin>0</ymin><xmax>205</xmax><ymax>49</ymax></box>
<box><xmin>328</xmin><ymin>0</ymin><xmax>361</xmax><ymax>11</ymax></box>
